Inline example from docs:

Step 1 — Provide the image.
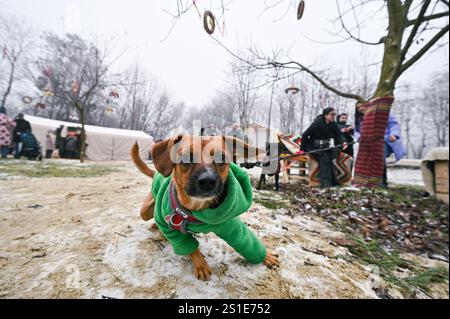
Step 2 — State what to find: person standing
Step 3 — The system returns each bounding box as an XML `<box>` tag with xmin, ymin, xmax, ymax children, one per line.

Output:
<box><xmin>300</xmin><ymin>107</ymin><xmax>347</xmax><ymax>188</ymax></box>
<box><xmin>337</xmin><ymin>113</ymin><xmax>355</xmax><ymax>157</ymax></box>
<box><xmin>0</xmin><ymin>107</ymin><xmax>16</xmax><ymax>158</ymax></box>
<box><xmin>13</xmin><ymin>113</ymin><xmax>32</xmax><ymax>158</ymax></box>
<box><xmin>383</xmin><ymin>115</ymin><xmax>406</xmax><ymax>187</ymax></box>
<box><xmin>204</xmin><ymin>123</ymin><xmax>221</xmax><ymax>136</ymax></box>
<box><xmin>228</xmin><ymin>123</ymin><xmax>245</xmax><ymax>141</ymax></box>
<box><xmin>45</xmin><ymin>130</ymin><xmax>56</xmax><ymax>159</ymax></box>
<box><xmin>64</xmin><ymin>133</ymin><xmax>79</xmax><ymax>159</ymax></box>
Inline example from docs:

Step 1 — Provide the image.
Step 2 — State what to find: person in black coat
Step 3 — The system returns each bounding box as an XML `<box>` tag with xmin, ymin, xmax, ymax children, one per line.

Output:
<box><xmin>301</xmin><ymin>107</ymin><xmax>347</xmax><ymax>188</ymax></box>
<box><xmin>13</xmin><ymin>113</ymin><xmax>32</xmax><ymax>158</ymax></box>
<box><xmin>336</xmin><ymin>113</ymin><xmax>355</xmax><ymax>157</ymax></box>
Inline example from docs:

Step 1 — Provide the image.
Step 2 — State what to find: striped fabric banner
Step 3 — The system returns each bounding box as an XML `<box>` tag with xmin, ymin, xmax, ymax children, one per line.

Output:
<box><xmin>353</xmin><ymin>96</ymin><xmax>394</xmax><ymax>188</ymax></box>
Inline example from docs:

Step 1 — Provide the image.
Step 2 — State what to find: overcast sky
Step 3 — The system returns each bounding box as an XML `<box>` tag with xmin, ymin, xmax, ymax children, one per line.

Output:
<box><xmin>2</xmin><ymin>0</ymin><xmax>449</xmax><ymax>107</ymax></box>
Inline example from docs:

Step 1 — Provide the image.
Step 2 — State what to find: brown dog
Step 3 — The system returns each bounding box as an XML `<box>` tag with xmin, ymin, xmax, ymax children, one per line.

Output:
<box><xmin>131</xmin><ymin>135</ymin><xmax>279</xmax><ymax>281</ymax></box>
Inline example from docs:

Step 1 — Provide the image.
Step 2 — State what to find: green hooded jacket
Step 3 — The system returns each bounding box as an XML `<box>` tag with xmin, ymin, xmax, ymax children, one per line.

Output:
<box><xmin>152</xmin><ymin>163</ymin><xmax>266</xmax><ymax>264</ymax></box>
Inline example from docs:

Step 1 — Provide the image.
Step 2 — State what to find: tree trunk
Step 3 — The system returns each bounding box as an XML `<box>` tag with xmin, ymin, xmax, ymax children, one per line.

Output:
<box><xmin>353</xmin><ymin>0</ymin><xmax>406</xmax><ymax>187</ymax></box>
<box><xmin>1</xmin><ymin>61</ymin><xmax>15</xmax><ymax>110</ymax></box>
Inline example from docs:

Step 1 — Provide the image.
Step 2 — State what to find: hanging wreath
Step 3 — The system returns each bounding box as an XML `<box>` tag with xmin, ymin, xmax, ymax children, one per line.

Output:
<box><xmin>22</xmin><ymin>96</ymin><xmax>33</xmax><ymax>104</ymax></box>
<box><xmin>203</xmin><ymin>10</ymin><xmax>216</xmax><ymax>35</ymax></box>
<box><xmin>285</xmin><ymin>87</ymin><xmax>300</xmax><ymax>94</ymax></box>
<box><xmin>297</xmin><ymin>1</ymin><xmax>305</xmax><ymax>20</ymax></box>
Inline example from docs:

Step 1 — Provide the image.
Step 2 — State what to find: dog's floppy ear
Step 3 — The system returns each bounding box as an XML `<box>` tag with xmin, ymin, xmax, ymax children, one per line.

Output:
<box><xmin>222</xmin><ymin>136</ymin><xmax>265</xmax><ymax>161</ymax></box>
<box><xmin>151</xmin><ymin>135</ymin><xmax>183</xmax><ymax>177</ymax></box>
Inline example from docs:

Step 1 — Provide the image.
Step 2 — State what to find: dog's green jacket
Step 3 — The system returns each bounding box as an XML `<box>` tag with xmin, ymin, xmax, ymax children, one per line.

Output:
<box><xmin>152</xmin><ymin>163</ymin><xmax>267</xmax><ymax>264</ymax></box>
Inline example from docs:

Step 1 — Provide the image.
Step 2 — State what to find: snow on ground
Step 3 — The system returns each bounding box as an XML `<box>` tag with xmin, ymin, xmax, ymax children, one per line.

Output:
<box><xmin>388</xmin><ymin>168</ymin><xmax>424</xmax><ymax>186</ymax></box>
<box><xmin>0</xmin><ymin>159</ymin><xmax>444</xmax><ymax>298</ymax></box>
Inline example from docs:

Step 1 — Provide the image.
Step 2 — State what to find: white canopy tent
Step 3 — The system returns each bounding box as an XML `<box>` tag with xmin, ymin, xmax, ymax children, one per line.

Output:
<box><xmin>24</xmin><ymin>115</ymin><xmax>153</xmax><ymax>161</ymax></box>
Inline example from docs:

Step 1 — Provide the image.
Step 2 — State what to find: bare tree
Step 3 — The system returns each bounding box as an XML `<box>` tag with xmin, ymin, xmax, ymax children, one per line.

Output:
<box><xmin>228</xmin><ymin>56</ymin><xmax>259</xmax><ymax>129</ymax></box>
<box><xmin>118</xmin><ymin>64</ymin><xmax>158</xmax><ymax>131</ymax></box>
<box><xmin>32</xmin><ymin>33</ymin><xmax>127</xmax><ymax>162</ymax></box>
<box><xmin>147</xmin><ymin>90</ymin><xmax>184</xmax><ymax>140</ymax></box>
<box><xmin>0</xmin><ymin>14</ymin><xmax>33</xmax><ymax>111</ymax></box>
<box><xmin>423</xmin><ymin>70</ymin><xmax>449</xmax><ymax>147</ymax></box>
<box><xmin>183</xmin><ymin>90</ymin><xmax>237</xmax><ymax>134</ymax></box>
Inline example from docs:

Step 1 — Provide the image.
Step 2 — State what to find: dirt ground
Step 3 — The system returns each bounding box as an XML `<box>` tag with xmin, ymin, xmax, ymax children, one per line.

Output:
<box><xmin>0</xmin><ymin>159</ymin><xmax>448</xmax><ymax>299</ymax></box>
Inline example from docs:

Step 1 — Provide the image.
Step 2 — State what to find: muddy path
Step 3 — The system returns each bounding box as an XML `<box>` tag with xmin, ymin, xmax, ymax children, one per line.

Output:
<box><xmin>0</xmin><ymin>160</ymin><xmax>447</xmax><ymax>298</ymax></box>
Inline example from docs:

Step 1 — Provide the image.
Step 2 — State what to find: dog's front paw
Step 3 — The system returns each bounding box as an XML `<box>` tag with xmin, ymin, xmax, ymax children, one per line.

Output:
<box><xmin>191</xmin><ymin>249</ymin><xmax>212</xmax><ymax>281</ymax></box>
<box><xmin>264</xmin><ymin>251</ymin><xmax>280</xmax><ymax>269</ymax></box>
<box><xmin>194</xmin><ymin>261</ymin><xmax>212</xmax><ymax>281</ymax></box>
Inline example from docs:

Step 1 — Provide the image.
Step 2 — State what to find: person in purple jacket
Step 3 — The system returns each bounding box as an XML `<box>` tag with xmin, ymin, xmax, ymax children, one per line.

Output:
<box><xmin>383</xmin><ymin>114</ymin><xmax>407</xmax><ymax>187</ymax></box>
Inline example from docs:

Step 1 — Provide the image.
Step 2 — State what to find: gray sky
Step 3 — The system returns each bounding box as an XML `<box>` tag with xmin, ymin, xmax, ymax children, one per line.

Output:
<box><xmin>2</xmin><ymin>0</ymin><xmax>449</xmax><ymax>106</ymax></box>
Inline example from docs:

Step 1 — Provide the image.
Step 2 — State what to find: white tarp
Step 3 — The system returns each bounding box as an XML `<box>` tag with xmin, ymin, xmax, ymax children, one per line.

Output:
<box><xmin>24</xmin><ymin>115</ymin><xmax>153</xmax><ymax>161</ymax></box>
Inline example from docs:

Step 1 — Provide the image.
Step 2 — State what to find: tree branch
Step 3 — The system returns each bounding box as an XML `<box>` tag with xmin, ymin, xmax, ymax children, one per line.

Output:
<box><xmin>400</xmin><ymin>24</ymin><xmax>450</xmax><ymax>75</ymax></box>
<box><xmin>390</xmin><ymin>0</ymin><xmax>432</xmax><ymax>84</ymax></box>
<box><xmin>268</xmin><ymin>61</ymin><xmax>366</xmax><ymax>103</ymax></box>
<box><xmin>335</xmin><ymin>0</ymin><xmax>385</xmax><ymax>45</ymax></box>
<box><xmin>407</xmin><ymin>11</ymin><xmax>450</xmax><ymax>26</ymax></box>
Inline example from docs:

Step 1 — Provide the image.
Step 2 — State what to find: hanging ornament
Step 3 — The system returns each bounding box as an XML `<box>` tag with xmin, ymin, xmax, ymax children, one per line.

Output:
<box><xmin>42</xmin><ymin>67</ymin><xmax>54</xmax><ymax>78</ymax></box>
<box><xmin>71</xmin><ymin>80</ymin><xmax>80</xmax><ymax>94</ymax></box>
<box><xmin>297</xmin><ymin>1</ymin><xmax>305</xmax><ymax>20</ymax></box>
<box><xmin>109</xmin><ymin>90</ymin><xmax>119</xmax><ymax>99</ymax></box>
<box><xmin>2</xmin><ymin>46</ymin><xmax>7</xmax><ymax>59</ymax></box>
<box><xmin>105</xmin><ymin>105</ymin><xmax>114</xmax><ymax>114</ymax></box>
<box><xmin>203</xmin><ymin>10</ymin><xmax>216</xmax><ymax>35</ymax></box>
<box><xmin>43</xmin><ymin>89</ymin><xmax>54</xmax><ymax>97</ymax></box>
<box><xmin>35</xmin><ymin>102</ymin><xmax>46</xmax><ymax>109</ymax></box>
<box><xmin>22</xmin><ymin>96</ymin><xmax>33</xmax><ymax>104</ymax></box>
<box><xmin>285</xmin><ymin>87</ymin><xmax>300</xmax><ymax>95</ymax></box>
<box><xmin>69</xmin><ymin>112</ymin><xmax>79</xmax><ymax>121</ymax></box>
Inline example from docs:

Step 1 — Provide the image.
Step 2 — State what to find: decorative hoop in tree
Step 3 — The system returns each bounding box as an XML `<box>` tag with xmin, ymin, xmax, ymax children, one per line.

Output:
<box><xmin>285</xmin><ymin>87</ymin><xmax>300</xmax><ymax>95</ymax></box>
<box><xmin>22</xmin><ymin>96</ymin><xmax>33</xmax><ymax>104</ymax></box>
<box><xmin>203</xmin><ymin>10</ymin><xmax>216</xmax><ymax>35</ymax></box>
<box><xmin>297</xmin><ymin>1</ymin><xmax>305</xmax><ymax>20</ymax></box>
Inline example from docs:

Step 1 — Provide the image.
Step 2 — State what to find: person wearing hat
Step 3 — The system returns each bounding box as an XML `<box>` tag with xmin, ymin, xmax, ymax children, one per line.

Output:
<box><xmin>13</xmin><ymin>113</ymin><xmax>32</xmax><ymax>158</ymax></box>
<box><xmin>204</xmin><ymin>123</ymin><xmax>221</xmax><ymax>137</ymax></box>
<box><xmin>300</xmin><ymin>107</ymin><xmax>347</xmax><ymax>188</ymax></box>
<box><xmin>0</xmin><ymin>107</ymin><xmax>16</xmax><ymax>158</ymax></box>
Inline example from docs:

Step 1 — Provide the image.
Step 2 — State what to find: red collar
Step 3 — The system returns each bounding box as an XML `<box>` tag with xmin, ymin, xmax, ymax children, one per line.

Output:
<box><xmin>165</xmin><ymin>183</ymin><xmax>203</xmax><ymax>234</ymax></box>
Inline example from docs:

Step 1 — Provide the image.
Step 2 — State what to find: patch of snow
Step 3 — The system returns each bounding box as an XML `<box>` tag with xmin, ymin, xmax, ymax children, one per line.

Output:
<box><xmin>388</xmin><ymin>168</ymin><xmax>424</xmax><ymax>186</ymax></box>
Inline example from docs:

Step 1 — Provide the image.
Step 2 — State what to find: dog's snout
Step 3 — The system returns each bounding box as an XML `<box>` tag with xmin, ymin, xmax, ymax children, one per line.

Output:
<box><xmin>196</xmin><ymin>172</ymin><xmax>218</xmax><ymax>191</ymax></box>
<box><xmin>186</xmin><ymin>168</ymin><xmax>223</xmax><ymax>198</ymax></box>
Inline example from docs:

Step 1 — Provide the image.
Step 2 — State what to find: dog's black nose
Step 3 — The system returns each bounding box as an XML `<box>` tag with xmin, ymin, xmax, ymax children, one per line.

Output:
<box><xmin>196</xmin><ymin>172</ymin><xmax>218</xmax><ymax>191</ymax></box>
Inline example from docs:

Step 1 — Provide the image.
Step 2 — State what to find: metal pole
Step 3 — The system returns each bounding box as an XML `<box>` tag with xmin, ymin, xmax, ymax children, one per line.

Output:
<box><xmin>266</xmin><ymin>68</ymin><xmax>279</xmax><ymax>145</ymax></box>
